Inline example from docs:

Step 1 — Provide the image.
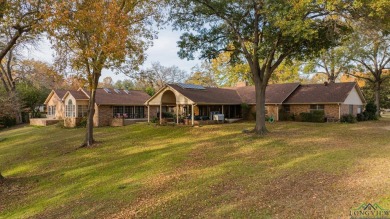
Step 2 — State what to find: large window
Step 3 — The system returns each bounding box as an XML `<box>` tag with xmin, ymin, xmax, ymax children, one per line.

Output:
<box><xmin>310</xmin><ymin>104</ymin><xmax>324</xmax><ymax>112</ymax></box>
<box><xmin>113</xmin><ymin>106</ymin><xmax>145</xmax><ymax>118</ymax></box>
<box><xmin>65</xmin><ymin>100</ymin><xmax>75</xmax><ymax>117</ymax></box>
<box><xmin>357</xmin><ymin>105</ymin><xmax>362</xmax><ymax>114</ymax></box>
<box><xmin>349</xmin><ymin>105</ymin><xmax>354</xmax><ymax>114</ymax></box>
<box><xmin>48</xmin><ymin>105</ymin><xmax>56</xmax><ymax>116</ymax></box>
<box><xmin>78</xmin><ymin>105</ymin><xmax>88</xmax><ymax>117</ymax></box>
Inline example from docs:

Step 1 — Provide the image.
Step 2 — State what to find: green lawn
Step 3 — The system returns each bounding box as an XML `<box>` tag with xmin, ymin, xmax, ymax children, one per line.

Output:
<box><xmin>1</xmin><ymin>119</ymin><xmax>390</xmax><ymax>218</ymax></box>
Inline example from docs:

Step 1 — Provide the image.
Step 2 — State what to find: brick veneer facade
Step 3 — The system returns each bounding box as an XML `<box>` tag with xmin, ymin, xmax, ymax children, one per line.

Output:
<box><xmin>95</xmin><ymin>105</ymin><xmax>112</xmax><ymax>127</ymax></box>
<box><xmin>340</xmin><ymin>104</ymin><xmax>361</xmax><ymax>116</ymax></box>
<box><xmin>290</xmin><ymin>104</ymin><xmax>340</xmax><ymax>119</ymax></box>
<box><xmin>248</xmin><ymin>104</ymin><xmax>280</xmax><ymax>120</ymax></box>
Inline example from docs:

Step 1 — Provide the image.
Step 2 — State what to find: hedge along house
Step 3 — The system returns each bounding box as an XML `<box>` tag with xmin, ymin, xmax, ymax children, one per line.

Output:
<box><xmin>283</xmin><ymin>82</ymin><xmax>366</xmax><ymax>120</ymax></box>
<box><xmin>145</xmin><ymin>83</ymin><xmax>303</xmax><ymax>125</ymax></box>
<box><xmin>61</xmin><ymin>88</ymin><xmax>150</xmax><ymax>127</ymax></box>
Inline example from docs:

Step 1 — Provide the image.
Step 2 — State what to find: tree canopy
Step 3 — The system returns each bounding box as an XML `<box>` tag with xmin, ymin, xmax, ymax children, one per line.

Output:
<box><xmin>170</xmin><ymin>0</ymin><xmax>349</xmax><ymax>134</ymax></box>
<box><xmin>46</xmin><ymin>0</ymin><xmax>162</xmax><ymax>146</ymax></box>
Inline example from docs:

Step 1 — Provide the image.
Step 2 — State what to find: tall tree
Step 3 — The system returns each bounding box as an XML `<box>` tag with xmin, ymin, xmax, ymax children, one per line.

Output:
<box><xmin>113</xmin><ymin>79</ymin><xmax>135</xmax><ymax>90</ymax></box>
<box><xmin>304</xmin><ymin>46</ymin><xmax>353</xmax><ymax>83</ymax></box>
<box><xmin>170</xmin><ymin>0</ymin><xmax>348</xmax><ymax>134</ymax></box>
<box><xmin>46</xmin><ymin>0</ymin><xmax>161</xmax><ymax>146</ymax></box>
<box><xmin>99</xmin><ymin>76</ymin><xmax>114</xmax><ymax>88</ymax></box>
<box><xmin>134</xmin><ymin>62</ymin><xmax>187</xmax><ymax>92</ymax></box>
<box><xmin>0</xmin><ymin>0</ymin><xmax>44</xmax><ymax>92</ymax></box>
<box><xmin>209</xmin><ymin>51</ymin><xmax>252</xmax><ymax>87</ymax></box>
<box><xmin>15</xmin><ymin>59</ymin><xmax>65</xmax><ymax>89</ymax></box>
<box><xmin>348</xmin><ymin>26</ymin><xmax>390</xmax><ymax>115</ymax></box>
<box><xmin>0</xmin><ymin>0</ymin><xmax>45</xmax><ymax>180</ymax></box>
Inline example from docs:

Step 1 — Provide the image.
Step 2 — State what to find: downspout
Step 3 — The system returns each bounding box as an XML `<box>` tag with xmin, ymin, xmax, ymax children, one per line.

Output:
<box><xmin>147</xmin><ymin>104</ymin><xmax>150</xmax><ymax>124</ymax></box>
<box><xmin>338</xmin><ymin>103</ymin><xmax>341</xmax><ymax>120</ymax></box>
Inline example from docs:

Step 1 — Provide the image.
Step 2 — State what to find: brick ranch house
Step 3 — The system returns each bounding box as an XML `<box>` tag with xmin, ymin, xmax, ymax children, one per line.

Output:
<box><xmin>145</xmin><ymin>82</ymin><xmax>366</xmax><ymax>125</ymax></box>
<box><xmin>43</xmin><ymin>88</ymin><xmax>151</xmax><ymax>127</ymax></box>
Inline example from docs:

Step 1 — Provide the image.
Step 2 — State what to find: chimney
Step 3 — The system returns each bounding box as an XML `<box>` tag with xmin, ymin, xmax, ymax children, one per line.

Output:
<box><xmin>236</xmin><ymin>81</ymin><xmax>248</xmax><ymax>87</ymax></box>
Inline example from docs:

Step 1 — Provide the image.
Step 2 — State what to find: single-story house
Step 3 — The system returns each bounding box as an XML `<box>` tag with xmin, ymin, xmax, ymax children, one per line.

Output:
<box><xmin>44</xmin><ymin>88</ymin><xmax>151</xmax><ymax>127</ymax></box>
<box><xmin>145</xmin><ymin>82</ymin><xmax>366</xmax><ymax>125</ymax></box>
<box><xmin>283</xmin><ymin>82</ymin><xmax>366</xmax><ymax>119</ymax></box>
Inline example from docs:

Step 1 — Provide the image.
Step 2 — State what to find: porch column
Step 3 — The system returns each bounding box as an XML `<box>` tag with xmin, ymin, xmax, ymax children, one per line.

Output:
<box><xmin>276</xmin><ymin>104</ymin><xmax>279</xmax><ymax>121</ymax></box>
<box><xmin>159</xmin><ymin>104</ymin><xmax>162</xmax><ymax>125</ymax></box>
<box><xmin>222</xmin><ymin>105</ymin><xmax>224</xmax><ymax>114</ymax></box>
<box><xmin>147</xmin><ymin>105</ymin><xmax>150</xmax><ymax>124</ymax></box>
<box><xmin>191</xmin><ymin>104</ymin><xmax>194</xmax><ymax>126</ymax></box>
<box><xmin>176</xmin><ymin>104</ymin><xmax>179</xmax><ymax>124</ymax></box>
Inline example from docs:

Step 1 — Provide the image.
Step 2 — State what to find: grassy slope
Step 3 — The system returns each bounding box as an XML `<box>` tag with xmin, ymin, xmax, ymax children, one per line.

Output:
<box><xmin>0</xmin><ymin>120</ymin><xmax>390</xmax><ymax>218</ymax></box>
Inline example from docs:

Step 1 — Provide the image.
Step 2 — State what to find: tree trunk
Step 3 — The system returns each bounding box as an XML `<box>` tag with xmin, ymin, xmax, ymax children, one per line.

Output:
<box><xmin>374</xmin><ymin>80</ymin><xmax>381</xmax><ymax>116</ymax></box>
<box><xmin>251</xmin><ymin>63</ymin><xmax>268</xmax><ymax>135</ymax></box>
<box><xmin>83</xmin><ymin>69</ymin><xmax>101</xmax><ymax>147</ymax></box>
<box><xmin>254</xmin><ymin>82</ymin><xmax>268</xmax><ymax>134</ymax></box>
<box><xmin>84</xmin><ymin>88</ymin><xmax>97</xmax><ymax>147</ymax></box>
<box><xmin>0</xmin><ymin>172</ymin><xmax>4</xmax><ymax>182</ymax></box>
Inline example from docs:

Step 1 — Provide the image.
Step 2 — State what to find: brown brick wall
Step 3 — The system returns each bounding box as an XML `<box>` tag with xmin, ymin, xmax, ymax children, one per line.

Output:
<box><xmin>96</xmin><ymin>105</ymin><xmax>112</xmax><ymax>127</ymax></box>
<box><xmin>340</xmin><ymin>104</ymin><xmax>362</xmax><ymax>116</ymax></box>
<box><xmin>290</xmin><ymin>104</ymin><xmax>310</xmax><ymax>115</ymax></box>
<box><xmin>148</xmin><ymin>106</ymin><xmax>159</xmax><ymax>119</ymax></box>
<box><xmin>248</xmin><ymin>104</ymin><xmax>281</xmax><ymax>121</ymax></box>
<box><xmin>324</xmin><ymin>105</ymin><xmax>340</xmax><ymax>119</ymax></box>
<box><xmin>267</xmin><ymin>105</ymin><xmax>279</xmax><ymax>120</ymax></box>
<box><xmin>290</xmin><ymin>104</ymin><xmax>340</xmax><ymax>119</ymax></box>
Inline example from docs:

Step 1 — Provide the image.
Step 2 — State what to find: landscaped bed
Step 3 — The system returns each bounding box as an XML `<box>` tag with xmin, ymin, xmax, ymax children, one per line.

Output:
<box><xmin>1</xmin><ymin>119</ymin><xmax>390</xmax><ymax>218</ymax></box>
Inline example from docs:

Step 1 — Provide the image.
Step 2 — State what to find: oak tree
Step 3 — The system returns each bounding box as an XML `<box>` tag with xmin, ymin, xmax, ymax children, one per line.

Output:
<box><xmin>170</xmin><ymin>0</ymin><xmax>348</xmax><ymax>134</ymax></box>
<box><xmin>348</xmin><ymin>26</ymin><xmax>390</xmax><ymax>115</ymax></box>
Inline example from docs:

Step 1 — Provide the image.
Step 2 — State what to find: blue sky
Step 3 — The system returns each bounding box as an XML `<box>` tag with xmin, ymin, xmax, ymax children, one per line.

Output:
<box><xmin>25</xmin><ymin>28</ymin><xmax>201</xmax><ymax>82</ymax></box>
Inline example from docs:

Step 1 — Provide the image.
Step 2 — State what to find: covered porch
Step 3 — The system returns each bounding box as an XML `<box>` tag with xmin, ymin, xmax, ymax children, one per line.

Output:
<box><xmin>145</xmin><ymin>85</ymin><xmax>242</xmax><ymax>126</ymax></box>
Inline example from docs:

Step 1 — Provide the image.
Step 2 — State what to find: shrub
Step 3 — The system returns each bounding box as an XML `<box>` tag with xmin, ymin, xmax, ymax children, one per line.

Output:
<box><xmin>77</xmin><ymin>117</ymin><xmax>88</xmax><ymax>128</ymax></box>
<box><xmin>340</xmin><ymin>114</ymin><xmax>357</xmax><ymax>123</ymax></box>
<box><xmin>0</xmin><ymin>116</ymin><xmax>16</xmax><ymax>128</ymax></box>
<box><xmin>363</xmin><ymin>102</ymin><xmax>378</xmax><ymax>120</ymax></box>
<box><xmin>151</xmin><ymin>117</ymin><xmax>158</xmax><ymax>123</ymax></box>
<box><xmin>299</xmin><ymin>110</ymin><xmax>325</xmax><ymax>123</ymax></box>
<box><xmin>311</xmin><ymin>110</ymin><xmax>325</xmax><ymax>122</ymax></box>
<box><xmin>278</xmin><ymin>108</ymin><xmax>292</xmax><ymax>121</ymax></box>
<box><xmin>241</xmin><ymin>103</ymin><xmax>250</xmax><ymax>120</ymax></box>
<box><xmin>356</xmin><ymin>113</ymin><xmax>367</xmax><ymax>121</ymax></box>
<box><xmin>162</xmin><ymin>112</ymin><xmax>174</xmax><ymax>118</ymax></box>
<box><xmin>299</xmin><ymin>112</ymin><xmax>311</xmax><ymax>122</ymax></box>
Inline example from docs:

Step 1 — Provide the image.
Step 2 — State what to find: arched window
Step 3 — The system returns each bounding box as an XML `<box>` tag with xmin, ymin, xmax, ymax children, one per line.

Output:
<box><xmin>66</xmin><ymin>99</ymin><xmax>75</xmax><ymax>117</ymax></box>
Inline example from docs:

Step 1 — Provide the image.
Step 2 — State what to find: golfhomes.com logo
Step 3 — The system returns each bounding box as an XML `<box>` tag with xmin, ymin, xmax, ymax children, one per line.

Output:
<box><xmin>350</xmin><ymin>203</ymin><xmax>390</xmax><ymax>219</ymax></box>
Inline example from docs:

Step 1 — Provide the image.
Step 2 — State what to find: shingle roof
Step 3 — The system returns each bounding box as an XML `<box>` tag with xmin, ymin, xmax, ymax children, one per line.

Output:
<box><xmin>68</xmin><ymin>90</ymin><xmax>89</xmax><ymax>100</ymax></box>
<box><xmin>168</xmin><ymin>84</ymin><xmax>243</xmax><ymax>104</ymax></box>
<box><xmin>53</xmin><ymin>90</ymin><xmax>67</xmax><ymax>99</ymax></box>
<box><xmin>232</xmin><ymin>83</ymin><xmax>301</xmax><ymax>104</ymax></box>
<box><xmin>81</xmin><ymin>88</ymin><xmax>150</xmax><ymax>105</ymax></box>
<box><xmin>284</xmin><ymin>82</ymin><xmax>357</xmax><ymax>104</ymax></box>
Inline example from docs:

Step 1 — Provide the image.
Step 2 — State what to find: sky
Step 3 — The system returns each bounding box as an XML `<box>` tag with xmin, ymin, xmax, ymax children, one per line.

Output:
<box><xmin>24</xmin><ymin>28</ymin><xmax>201</xmax><ymax>82</ymax></box>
